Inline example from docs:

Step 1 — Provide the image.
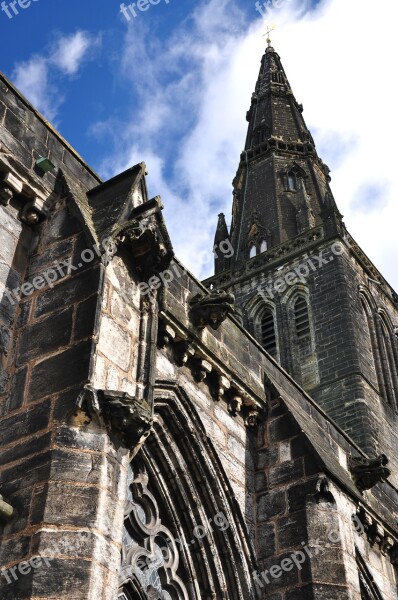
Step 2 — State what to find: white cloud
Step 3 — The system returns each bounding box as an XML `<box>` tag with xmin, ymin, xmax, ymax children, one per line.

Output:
<box><xmin>97</xmin><ymin>0</ymin><xmax>398</xmax><ymax>291</ymax></box>
<box><xmin>11</xmin><ymin>31</ymin><xmax>99</xmax><ymax>122</ymax></box>
<box><xmin>51</xmin><ymin>31</ymin><xmax>99</xmax><ymax>75</ymax></box>
<box><xmin>12</xmin><ymin>57</ymin><xmax>58</xmax><ymax>121</ymax></box>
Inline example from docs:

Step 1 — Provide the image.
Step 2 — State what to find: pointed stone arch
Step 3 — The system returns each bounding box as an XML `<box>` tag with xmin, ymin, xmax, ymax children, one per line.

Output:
<box><xmin>282</xmin><ymin>286</ymin><xmax>319</xmax><ymax>390</ymax></box>
<box><xmin>244</xmin><ymin>294</ymin><xmax>279</xmax><ymax>360</ymax></box>
<box><xmin>355</xmin><ymin>547</ymin><xmax>384</xmax><ymax>600</ymax></box>
<box><xmin>118</xmin><ymin>382</ymin><xmax>258</xmax><ymax>600</ymax></box>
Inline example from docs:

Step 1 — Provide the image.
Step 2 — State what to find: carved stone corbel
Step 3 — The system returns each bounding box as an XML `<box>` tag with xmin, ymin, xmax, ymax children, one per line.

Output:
<box><xmin>381</xmin><ymin>536</ymin><xmax>394</xmax><ymax>556</ymax></box>
<box><xmin>20</xmin><ymin>200</ymin><xmax>46</xmax><ymax>225</ymax></box>
<box><xmin>109</xmin><ymin>196</ymin><xmax>174</xmax><ymax>278</ymax></box>
<box><xmin>349</xmin><ymin>454</ymin><xmax>391</xmax><ymax>492</ymax></box>
<box><xmin>313</xmin><ymin>475</ymin><xmax>336</xmax><ymax>505</ymax></box>
<box><xmin>77</xmin><ymin>386</ymin><xmax>152</xmax><ymax>452</ymax></box>
<box><xmin>244</xmin><ymin>409</ymin><xmax>260</xmax><ymax>429</ymax></box>
<box><xmin>0</xmin><ymin>181</ymin><xmax>14</xmax><ymax>206</ymax></box>
<box><xmin>189</xmin><ymin>289</ymin><xmax>235</xmax><ymax>330</ymax></box>
<box><xmin>174</xmin><ymin>340</ymin><xmax>195</xmax><ymax>367</ymax></box>
<box><xmin>217</xmin><ymin>375</ymin><xmax>231</xmax><ymax>401</ymax></box>
<box><xmin>228</xmin><ymin>395</ymin><xmax>242</xmax><ymax>417</ymax></box>
<box><xmin>100</xmin><ymin>391</ymin><xmax>152</xmax><ymax>449</ymax></box>
<box><xmin>157</xmin><ymin>321</ymin><xmax>176</xmax><ymax>348</ymax></box>
<box><xmin>368</xmin><ymin>522</ymin><xmax>385</xmax><ymax>548</ymax></box>
<box><xmin>194</xmin><ymin>359</ymin><xmax>212</xmax><ymax>383</ymax></box>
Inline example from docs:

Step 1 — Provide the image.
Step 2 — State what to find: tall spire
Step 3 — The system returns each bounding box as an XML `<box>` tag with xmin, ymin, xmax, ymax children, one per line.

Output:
<box><xmin>217</xmin><ymin>42</ymin><xmax>341</xmax><ymax>268</ymax></box>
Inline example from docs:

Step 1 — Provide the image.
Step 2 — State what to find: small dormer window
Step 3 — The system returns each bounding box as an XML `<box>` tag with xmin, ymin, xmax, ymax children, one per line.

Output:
<box><xmin>249</xmin><ymin>245</ymin><xmax>256</xmax><ymax>258</ymax></box>
<box><xmin>260</xmin><ymin>239</ymin><xmax>268</xmax><ymax>253</ymax></box>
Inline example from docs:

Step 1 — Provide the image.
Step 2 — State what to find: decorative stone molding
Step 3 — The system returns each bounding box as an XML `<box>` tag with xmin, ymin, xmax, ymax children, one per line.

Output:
<box><xmin>77</xmin><ymin>386</ymin><xmax>152</xmax><ymax>451</ymax></box>
<box><xmin>174</xmin><ymin>340</ymin><xmax>195</xmax><ymax>366</ymax></box>
<box><xmin>0</xmin><ymin>181</ymin><xmax>14</xmax><ymax>206</ymax></box>
<box><xmin>355</xmin><ymin>506</ymin><xmax>397</xmax><ymax>558</ymax></box>
<box><xmin>189</xmin><ymin>289</ymin><xmax>235</xmax><ymax>330</ymax></box>
<box><xmin>157</xmin><ymin>322</ymin><xmax>176</xmax><ymax>348</ymax></box>
<box><xmin>108</xmin><ymin>196</ymin><xmax>174</xmax><ymax>278</ymax></box>
<box><xmin>157</xmin><ymin>317</ymin><xmax>266</xmax><ymax>428</ymax></box>
<box><xmin>217</xmin><ymin>375</ymin><xmax>231</xmax><ymax>402</ymax></box>
<box><xmin>119</xmin><ymin>459</ymin><xmax>189</xmax><ymax>599</ymax></box>
<box><xmin>228</xmin><ymin>395</ymin><xmax>242</xmax><ymax>417</ymax></box>
<box><xmin>100</xmin><ymin>391</ymin><xmax>152</xmax><ymax>449</ymax></box>
<box><xmin>349</xmin><ymin>454</ymin><xmax>391</xmax><ymax>492</ymax></box>
<box><xmin>194</xmin><ymin>359</ymin><xmax>212</xmax><ymax>383</ymax></box>
<box><xmin>313</xmin><ymin>475</ymin><xmax>336</xmax><ymax>504</ymax></box>
<box><xmin>244</xmin><ymin>409</ymin><xmax>260</xmax><ymax>429</ymax></box>
<box><xmin>0</xmin><ymin>152</ymin><xmax>50</xmax><ymax>222</ymax></box>
<box><xmin>0</xmin><ymin>494</ymin><xmax>14</xmax><ymax>523</ymax></box>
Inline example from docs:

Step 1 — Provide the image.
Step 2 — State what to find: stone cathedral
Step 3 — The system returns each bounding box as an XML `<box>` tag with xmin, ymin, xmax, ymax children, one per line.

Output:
<box><xmin>0</xmin><ymin>37</ymin><xmax>398</xmax><ymax>600</ymax></box>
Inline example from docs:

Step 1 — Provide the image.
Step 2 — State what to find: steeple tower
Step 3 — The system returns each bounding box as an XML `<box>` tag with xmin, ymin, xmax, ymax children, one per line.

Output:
<box><xmin>204</xmin><ymin>42</ymin><xmax>398</xmax><ymax>458</ymax></box>
<box><xmin>227</xmin><ymin>42</ymin><xmax>339</xmax><ymax>268</ymax></box>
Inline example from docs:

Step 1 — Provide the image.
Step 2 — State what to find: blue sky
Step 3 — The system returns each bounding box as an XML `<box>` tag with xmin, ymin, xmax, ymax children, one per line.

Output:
<box><xmin>1</xmin><ymin>0</ymin><xmax>397</xmax><ymax>291</ymax></box>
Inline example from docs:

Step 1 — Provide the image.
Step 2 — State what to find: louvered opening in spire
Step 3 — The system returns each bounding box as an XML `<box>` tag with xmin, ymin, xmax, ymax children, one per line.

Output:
<box><xmin>261</xmin><ymin>309</ymin><xmax>277</xmax><ymax>356</ymax></box>
<box><xmin>294</xmin><ymin>297</ymin><xmax>310</xmax><ymax>340</ymax></box>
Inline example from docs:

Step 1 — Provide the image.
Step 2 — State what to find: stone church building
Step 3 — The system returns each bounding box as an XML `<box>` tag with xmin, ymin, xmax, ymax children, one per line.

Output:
<box><xmin>1</xmin><ymin>39</ymin><xmax>398</xmax><ymax>600</ymax></box>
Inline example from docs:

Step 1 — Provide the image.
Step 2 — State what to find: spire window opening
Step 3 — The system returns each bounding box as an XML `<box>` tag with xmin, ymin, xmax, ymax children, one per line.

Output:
<box><xmin>261</xmin><ymin>309</ymin><xmax>277</xmax><ymax>357</ymax></box>
<box><xmin>249</xmin><ymin>245</ymin><xmax>256</xmax><ymax>258</ymax></box>
<box><xmin>379</xmin><ymin>318</ymin><xmax>398</xmax><ymax>408</ymax></box>
<box><xmin>260</xmin><ymin>239</ymin><xmax>268</xmax><ymax>253</ymax></box>
<box><xmin>287</xmin><ymin>173</ymin><xmax>298</xmax><ymax>191</ymax></box>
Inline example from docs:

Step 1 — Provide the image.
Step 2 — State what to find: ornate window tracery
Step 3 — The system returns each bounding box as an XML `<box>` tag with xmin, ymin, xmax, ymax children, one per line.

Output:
<box><xmin>119</xmin><ymin>460</ymin><xmax>189</xmax><ymax>600</ymax></box>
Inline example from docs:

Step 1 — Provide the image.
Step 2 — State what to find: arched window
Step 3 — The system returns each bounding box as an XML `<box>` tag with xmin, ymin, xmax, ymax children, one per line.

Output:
<box><xmin>360</xmin><ymin>291</ymin><xmax>398</xmax><ymax>409</ymax></box>
<box><xmin>260</xmin><ymin>239</ymin><xmax>268</xmax><ymax>253</ymax></box>
<box><xmin>249</xmin><ymin>245</ymin><xmax>256</xmax><ymax>258</ymax></box>
<box><xmin>360</xmin><ymin>294</ymin><xmax>384</xmax><ymax>399</ymax></box>
<box><xmin>261</xmin><ymin>308</ymin><xmax>277</xmax><ymax>357</ymax></box>
<box><xmin>378</xmin><ymin>315</ymin><xmax>398</xmax><ymax>409</ymax></box>
<box><xmin>285</xmin><ymin>163</ymin><xmax>306</xmax><ymax>192</ymax></box>
<box><xmin>288</xmin><ymin>293</ymin><xmax>318</xmax><ymax>390</ymax></box>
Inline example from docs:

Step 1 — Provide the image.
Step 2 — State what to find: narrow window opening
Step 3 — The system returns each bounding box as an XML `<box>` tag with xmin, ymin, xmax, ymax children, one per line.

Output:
<box><xmin>288</xmin><ymin>173</ymin><xmax>297</xmax><ymax>191</ymax></box>
<box><xmin>260</xmin><ymin>239</ymin><xmax>268</xmax><ymax>253</ymax></box>
<box><xmin>249</xmin><ymin>245</ymin><xmax>256</xmax><ymax>258</ymax></box>
<box><xmin>294</xmin><ymin>297</ymin><xmax>310</xmax><ymax>340</ymax></box>
<box><xmin>261</xmin><ymin>309</ymin><xmax>277</xmax><ymax>357</ymax></box>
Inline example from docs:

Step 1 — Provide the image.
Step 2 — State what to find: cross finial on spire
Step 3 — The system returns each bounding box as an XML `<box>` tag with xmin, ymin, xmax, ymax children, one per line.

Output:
<box><xmin>262</xmin><ymin>24</ymin><xmax>276</xmax><ymax>48</ymax></box>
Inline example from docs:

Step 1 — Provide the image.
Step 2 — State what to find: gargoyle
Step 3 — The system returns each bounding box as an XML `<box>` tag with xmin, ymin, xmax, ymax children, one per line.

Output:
<box><xmin>189</xmin><ymin>289</ymin><xmax>235</xmax><ymax>330</ymax></box>
<box><xmin>77</xmin><ymin>386</ymin><xmax>152</xmax><ymax>451</ymax></box>
<box><xmin>99</xmin><ymin>391</ymin><xmax>152</xmax><ymax>449</ymax></box>
<box><xmin>349</xmin><ymin>454</ymin><xmax>391</xmax><ymax>492</ymax></box>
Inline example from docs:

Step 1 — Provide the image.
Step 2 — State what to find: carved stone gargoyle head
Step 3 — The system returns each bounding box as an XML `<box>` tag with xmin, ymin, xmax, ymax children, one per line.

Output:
<box><xmin>99</xmin><ymin>391</ymin><xmax>152</xmax><ymax>449</ymax></box>
<box><xmin>349</xmin><ymin>453</ymin><xmax>391</xmax><ymax>492</ymax></box>
<box><xmin>118</xmin><ymin>197</ymin><xmax>174</xmax><ymax>277</ymax></box>
<box><xmin>189</xmin><ymin>289</ymin><xmax>235</xmax><ymax>330</ymax></box>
